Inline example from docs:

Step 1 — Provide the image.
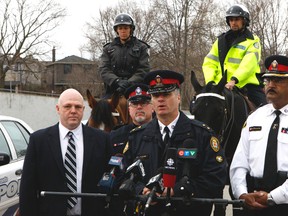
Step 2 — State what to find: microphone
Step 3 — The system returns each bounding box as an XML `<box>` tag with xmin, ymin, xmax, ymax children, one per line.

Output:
<box><xmin>118</xmin><ymin>159</ymin><xmax>146</xmax><ymax>199</ymax></box>
<box><xmin>144</xmin><ymin>168</ymin><xmax>164</xmax><ymax>211</ymax></box>
<box><xmin>98</xmin><ymin>154</ymin><xmax>124</xmax><ymax>194</ymax></box>
<box><xmin>163</xmin><ymin>148</ymin><xmax>177</xmax><ymax>188</ymax></box>
<box><xmin>163</xmin><ymin>148</ymin><xmax>177</xmax><ymax>207</ymax></box>
<box><xmin>175</xmin><ymin>138</ymin><xmax>197</xmax><ymax>197</ymax></box>
<box><xmin>178</xmin><ymin>138</ymin><xmax>197</xmax><ymax>177</ymax></box>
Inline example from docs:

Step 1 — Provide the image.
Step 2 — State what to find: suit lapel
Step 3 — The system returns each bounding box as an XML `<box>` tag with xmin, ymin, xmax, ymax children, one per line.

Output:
<box><xmin>48</xmin><ymin>124</ymin><xmax>65</xmax><ymax>177</ymax></box>
<box><xmin>82</xmin><ymin>125</ymin><xmax>93</xmax><ymax>177</ymax></box>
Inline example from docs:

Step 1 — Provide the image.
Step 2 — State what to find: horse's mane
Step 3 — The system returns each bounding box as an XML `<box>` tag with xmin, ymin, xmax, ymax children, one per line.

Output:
<box><xmin>91</xmin><ymin>99</ymin><xmax>115</xmax><ymax>129</ymax></box>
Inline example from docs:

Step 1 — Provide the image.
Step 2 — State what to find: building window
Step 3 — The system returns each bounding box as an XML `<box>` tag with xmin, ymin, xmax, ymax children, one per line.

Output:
<box><xmin>64</xmin><ymin>64</ymin><xmax>72</xmax><ymax>74</ymax></box>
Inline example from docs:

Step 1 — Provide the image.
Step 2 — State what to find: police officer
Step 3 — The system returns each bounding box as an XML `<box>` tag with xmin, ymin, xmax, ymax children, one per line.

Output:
<box><xmin>99</xmin><ymin>13</ymin><xmax>150</xmax><ymax>98</ymax></box>
<box><xmin>110</xmin><ymin>83</ymin><xmax>153</xmax><ymax>155</ymax></box>
<box><xmin>202</xmin><ymin>4</ymin><xmax>266</xmax><ymax>107</ymax></box>
<box><xmin>107</xmin><ymin>84</ymin><xmax>153</xmax><ymax>216</ymax></box>
<box><xmin>230</xmin><ymin>55</ymin><xmax>288</xmax><ymax>216</ymax></box>
<box><xmin>124</xmin><ymin>70</ymin><xmax>227</xmax><ymax>216</ymax></box>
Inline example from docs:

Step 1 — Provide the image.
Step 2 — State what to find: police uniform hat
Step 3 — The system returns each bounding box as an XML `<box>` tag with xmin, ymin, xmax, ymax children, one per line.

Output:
<box><xmin>124</xmin><ymin>84</ymin><xmax>151</xmax><ymax>102</ymax></box>
<box><xmin>263</xmin><ymin>55</ymin><xmax>288</xmax><ymax>78</ymax></box>
<box><xmin>144</xmin><ymin>70</ymin><xmax>184</xmax><ymax>94</ymax></box>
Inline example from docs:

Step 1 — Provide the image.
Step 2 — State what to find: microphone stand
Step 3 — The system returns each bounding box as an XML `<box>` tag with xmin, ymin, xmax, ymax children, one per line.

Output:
<box><xmin>165</xmin><ymin>187</ymin><xmax>172</xmax><ymax>207</ymax></box>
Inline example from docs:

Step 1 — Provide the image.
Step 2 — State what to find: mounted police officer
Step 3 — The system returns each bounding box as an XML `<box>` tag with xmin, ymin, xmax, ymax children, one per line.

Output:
<box><xmin>99</xmin><ymin>13</ymin><xmax>150</xmax><ymax>98</ymax></box>
<box><xmin>123</xmin><ymin>70</ymin><xmax>227</xmax><ymax>216</ymax></box>
<box><xmin>202</xmin><ymin>4</ymin><xmax>266</xmax><ymax>107</ymax></box>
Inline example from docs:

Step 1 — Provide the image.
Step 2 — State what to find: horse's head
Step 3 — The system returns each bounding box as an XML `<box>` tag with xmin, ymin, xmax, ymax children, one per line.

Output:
<box><xmin>190</xmin><ymin>70</ymin><xmax>228</xmax><ymax>137</ymax></box>
<box><xmin>86</xmin><ymin>89</ymin><xmax>129</xmax><ymax>132</ymax></box>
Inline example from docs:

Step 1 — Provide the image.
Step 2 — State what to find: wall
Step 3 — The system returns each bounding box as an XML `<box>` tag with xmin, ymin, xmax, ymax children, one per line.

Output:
<box><xmin>0</xmin><ymin>92</ymin><xmax>91</xmax><ymax>131</ymax></box>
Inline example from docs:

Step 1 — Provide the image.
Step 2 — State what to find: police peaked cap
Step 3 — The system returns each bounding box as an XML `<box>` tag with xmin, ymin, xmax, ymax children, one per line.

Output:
<box><xmin>263</xmin><ymin>55</ymin><xmax>288</xmax><ymax>78</ymax></box>
<box><xmin>124</xmin><ymin>83</ymin><xmax>151</xmax><ymax>102</ymax></box>
<box><xmin>144</xmin><ymin>70</ymin><xmax>184</xmax><ymax>94</ymax></box>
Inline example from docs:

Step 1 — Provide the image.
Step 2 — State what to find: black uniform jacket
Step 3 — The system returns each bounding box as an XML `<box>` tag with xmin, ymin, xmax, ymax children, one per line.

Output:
<box><xmin>19</xmin><ymin>123</ymin><xmax>112</xmax><ymax>216</ymax></box>
<box><xmin>110</xmin><ymin>123</ymin><xmax>136</xmax><ymax>155</ymax></box>
<box><xmin>99</xmin><ymin>36</ymin><xmax>150</xmax><ymax>94</ymax></box>
<box><xmin>125</xmin><ymin>112</ymin><xmax>227</xmax><ymax>215</ymax></box>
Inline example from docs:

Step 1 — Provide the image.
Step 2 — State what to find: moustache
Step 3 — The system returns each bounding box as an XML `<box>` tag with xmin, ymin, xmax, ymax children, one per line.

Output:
<box><xmin>266</xmin><ymin>88</ymin><xmax>276</xmax><ymax>94</ymax></box>
<box><xmin>135</xmin><ymin>111</ymin><xmax>145</xmax><ymax>115</ymax></box>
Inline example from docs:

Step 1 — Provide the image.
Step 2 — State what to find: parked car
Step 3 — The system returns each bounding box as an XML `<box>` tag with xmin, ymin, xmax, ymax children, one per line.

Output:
<box><xmin>0</xmin><ymin>115</ymin><xmax>33</xmax><ymax>216</ymax></box>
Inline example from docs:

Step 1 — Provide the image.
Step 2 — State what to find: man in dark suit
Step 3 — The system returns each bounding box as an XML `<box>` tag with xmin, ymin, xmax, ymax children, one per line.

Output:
<box><xmin>19</xmin><ymin>88</ymin><xmax>112</xmax><ymax>216</ymax></box>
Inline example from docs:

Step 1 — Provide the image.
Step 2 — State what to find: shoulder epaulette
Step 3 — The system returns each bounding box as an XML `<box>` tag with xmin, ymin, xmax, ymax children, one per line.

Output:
<box><xmin>191</xmin><ymin>119</ymin><xmax>214</xmax><ymax>133</ymax></box>
<box><xmin>103</xmin><ymin>42</ymin><xmax>111</xmax><ymax>48</ymax></box>
<box><xmin>137</xmin><ymin>39</ymin><xmax>150</xmax><ymax>48</ymax></box>
<box><xmin>130</xmin><ymin>123</ymin><xmax>149</xmax><ymax>134</ymax></box>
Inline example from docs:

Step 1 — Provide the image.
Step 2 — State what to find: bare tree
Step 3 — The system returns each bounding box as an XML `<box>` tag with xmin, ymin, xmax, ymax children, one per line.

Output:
<box><xmin>0</xmin><ymin>0</ymin><xmax>66</xmax><ymax>87</ymax></box>
<box><xmin>239</xmin><ymin>0</ymin><xmax>288</xmax><ymax>64</ymax></box>
<box><xmin>82</xmin><ymin>0</ymin><xmax>288</xmax><ymax>108</ymax></box>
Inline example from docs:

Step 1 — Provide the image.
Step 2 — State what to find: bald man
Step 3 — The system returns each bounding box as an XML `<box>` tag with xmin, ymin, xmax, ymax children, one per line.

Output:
<box><xmin>20</xmin><ymin>88</ymin><xmax>112</xmax><ymax>216</ymax></box>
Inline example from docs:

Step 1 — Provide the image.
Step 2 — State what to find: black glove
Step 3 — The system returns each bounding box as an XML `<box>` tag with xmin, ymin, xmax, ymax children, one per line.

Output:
<box><xmin>173</xmin><ymin>176</ymin><xmax>193</xmax><ymax>197</ymax></box>
<box><xmin>116</xmin><ymin>80</ymin><xmax>131</xmax><ymax>93</ymax></box>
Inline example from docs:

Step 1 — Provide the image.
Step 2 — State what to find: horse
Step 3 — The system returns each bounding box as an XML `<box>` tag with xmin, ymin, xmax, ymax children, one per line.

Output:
<box><xmin>189</xmin><ymin>70</ymin><xmax>255</xmax><ymax>168</ymax></box>
<box><xmin>86</xmin><ymin>89</ymin><xmax>130</xmax><ymax>132</ymax></box>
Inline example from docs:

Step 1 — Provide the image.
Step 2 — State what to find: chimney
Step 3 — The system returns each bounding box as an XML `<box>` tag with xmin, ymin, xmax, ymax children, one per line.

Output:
<box><xmin>52</xmin><ymin>46</ymin><xmax>56</xmax><ymax>62</ymax></box>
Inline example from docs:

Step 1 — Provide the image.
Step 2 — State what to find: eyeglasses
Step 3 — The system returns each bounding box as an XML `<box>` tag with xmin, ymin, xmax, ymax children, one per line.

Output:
<box><xmin>129</xmin><ymin>102</ymin><xmax>151</xmax><ymax>108</ymax></box>
<box><xmin>264</xmin><ymin>77</ymin><xmax>288</xmax><ymax>85</ymax></box>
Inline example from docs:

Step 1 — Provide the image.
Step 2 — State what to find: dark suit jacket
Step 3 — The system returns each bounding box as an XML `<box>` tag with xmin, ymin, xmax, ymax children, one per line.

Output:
<box><xmin>19</xmin><ymin>123</ymin><xmax>112</xmax><ymax>216</ymax></box>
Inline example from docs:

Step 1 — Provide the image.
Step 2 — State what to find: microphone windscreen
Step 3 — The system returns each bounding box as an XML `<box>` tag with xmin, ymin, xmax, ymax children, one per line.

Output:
<box><xmin>108</xmin><ymin>155</ymin><xmax>124</xmax><ymax>170</ymax></box>
<box><xmin>163</xmin><ymin>148</ymin><xmax>177</xmax><ymax>187</ymax></box>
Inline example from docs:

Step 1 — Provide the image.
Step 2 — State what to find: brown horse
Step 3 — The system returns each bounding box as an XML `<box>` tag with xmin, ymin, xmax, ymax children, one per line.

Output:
<box><xmin>86</xmin><ymin>89</ymin><xmax>131</xmax><ymax>132</ymax></box>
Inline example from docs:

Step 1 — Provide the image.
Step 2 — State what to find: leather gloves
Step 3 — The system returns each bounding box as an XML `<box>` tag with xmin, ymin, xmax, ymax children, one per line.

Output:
<box><xmin>115</xmin><ymin>79</ymin><xmax>131</xmax><ymax>93</ymax></box>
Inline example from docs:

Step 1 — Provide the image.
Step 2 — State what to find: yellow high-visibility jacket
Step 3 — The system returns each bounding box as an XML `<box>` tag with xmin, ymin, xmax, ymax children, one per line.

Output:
<box><xmin>202</xmin><ymin>29</ymin><xmax>261</xmax><ymax>88</ymax></box>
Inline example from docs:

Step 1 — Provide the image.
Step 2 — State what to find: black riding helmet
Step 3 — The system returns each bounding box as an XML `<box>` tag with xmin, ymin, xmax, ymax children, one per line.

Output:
<box><xmin>226</xmin><ymin>4</ymin><xmax>250</xmax><ymax>27</ymax></box>
<box><xmin>113</xmin><ymin>13</ymin><xmax>135</xmax><ymax>35</ymax></box>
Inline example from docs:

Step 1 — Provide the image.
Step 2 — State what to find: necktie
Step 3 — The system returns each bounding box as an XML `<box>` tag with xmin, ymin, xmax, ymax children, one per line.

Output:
<box><xmin>163</xmin><ymin>126</ymin><xmax>170</xmax><ymax>146</ymax></box>
<box><xmin>263</xmin><ymin>110</ymin><xmax>281</xmax><ymax>191</ymax></box>
<box><xmin>64</xmin><ymin>131</ymin><xmax>77</xmax><ymax>209</ymax></box>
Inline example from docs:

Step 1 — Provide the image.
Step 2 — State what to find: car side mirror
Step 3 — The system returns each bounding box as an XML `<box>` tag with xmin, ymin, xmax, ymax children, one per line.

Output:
<box><xmin>0</xmin><ymin>153</ymin><xmax>10</xmax><ymax>166</ymax></box>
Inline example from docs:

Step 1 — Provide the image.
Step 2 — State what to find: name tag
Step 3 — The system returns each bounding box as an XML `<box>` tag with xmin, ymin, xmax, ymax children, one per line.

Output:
<box><xmin>249</xmin><ymin>126</ymin><xmax>262</xmax><ymax>132</ymax></box>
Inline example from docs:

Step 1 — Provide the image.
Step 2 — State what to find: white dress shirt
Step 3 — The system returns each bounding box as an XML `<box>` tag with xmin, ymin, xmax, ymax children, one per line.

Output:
<box><xmin>158</xmin><ymin>112</ymin><xmax>180</xmax><ymax>140</ymax></box>
<box><xmin>59</xmin><ymin>123</ymin><xmax>84</xmax><ymax>215</ymax></box>
<box><xmin>230</xmin><ymin>103</ymin><xmax>288</xmax><ymax>204</ymax></box>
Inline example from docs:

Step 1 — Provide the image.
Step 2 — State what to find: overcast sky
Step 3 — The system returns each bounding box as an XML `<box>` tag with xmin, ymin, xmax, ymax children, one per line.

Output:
<box><xmin>50</xmin><ymin>0</ymin><xmax>119</xmax><ymax>61</ymax></box>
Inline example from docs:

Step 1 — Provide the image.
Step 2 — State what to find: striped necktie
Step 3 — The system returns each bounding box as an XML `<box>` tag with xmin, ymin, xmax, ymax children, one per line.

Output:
<box><xmin>64</xmin><ymin>131</ymin><xmax>77</xmax><ymax>209</ymax></box>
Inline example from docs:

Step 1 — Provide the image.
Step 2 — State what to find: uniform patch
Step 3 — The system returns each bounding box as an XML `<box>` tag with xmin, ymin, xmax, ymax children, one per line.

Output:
<box><xmin>210</xmin><ymin>136</ymin><xmax>220</xmax><ymax>152</ymax></box>
<box><xmin>253</xmin><ymin>42</ymin><xmax>260</xmax><ymax>49</ymax></box>
<box><xmin>122</xmin><ymin>142</ymin><xmax>129</xmax><ymax>154</ymax></box>
<box><xmin>216</xmin><ymin>156</ymin><xmax>224</xmax><ymax>163</ymax></box>
<box><xmin>249</xmin><ymin>126</ymin><xmax>262</xmax><ymax>131</ymax></box>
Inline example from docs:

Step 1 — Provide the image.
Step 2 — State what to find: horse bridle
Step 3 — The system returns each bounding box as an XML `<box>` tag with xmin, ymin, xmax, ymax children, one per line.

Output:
<box><xmin>195</xmin><ymin>92</ymin><xmax>234</xmax><ymax>150</ymax></box>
